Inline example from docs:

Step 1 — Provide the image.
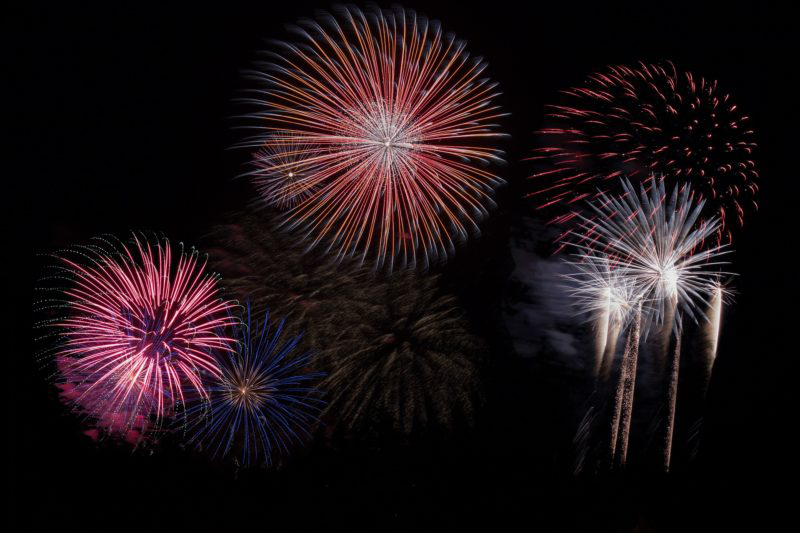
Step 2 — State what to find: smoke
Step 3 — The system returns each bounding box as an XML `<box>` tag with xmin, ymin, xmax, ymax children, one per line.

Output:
<box><xmin>503</xmin><ymin>216</ymin><xmax>583</xmax><ymax>366</ymax></box>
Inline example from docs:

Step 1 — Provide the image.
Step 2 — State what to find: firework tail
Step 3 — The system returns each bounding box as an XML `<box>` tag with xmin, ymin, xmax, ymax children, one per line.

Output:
<box><xmin>609</xmin><ymin>356</ymin><xmax>626</xmax><ymax>462</ymax></box>
<box><xmin>599</xmin><ymin>320</ymin><xmax>621</xmax><ymax>382</ymax></box>
<box><xmin>610</xmin><ymin>304</ymin><xmax>641</xmax><ymax>462</ymax></box>
<box><xmin>593</xmin><ymin>306</ymin><xmax>610</xmax><ymax>379</ymax></box>
<box><xmin>663</xmin><ymin>329</ymin><xmax>683</xmax><ymax>471</ymax></box>
<box><xmin>616</xmin><ymin>304</ymin><xmax>642</xmax><ymax>466</ymax></box>
<box><xmin>701</xmin><ymin>285</ymin><xmax>724</xmax><ymax>395</ymax></box>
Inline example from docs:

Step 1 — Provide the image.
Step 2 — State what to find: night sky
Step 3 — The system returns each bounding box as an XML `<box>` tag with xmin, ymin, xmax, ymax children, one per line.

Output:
<box><xmin>11</xmin><ymin>1</ymin><xmax>794</xmax><ymax>530</ymax></box>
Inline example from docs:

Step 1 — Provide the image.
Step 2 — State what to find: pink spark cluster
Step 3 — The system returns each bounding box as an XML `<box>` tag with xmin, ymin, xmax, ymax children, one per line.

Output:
<box><xmin>55</xmin><ymin>235</ymin><xmax>237</xmax><ymax>437</ymax></box>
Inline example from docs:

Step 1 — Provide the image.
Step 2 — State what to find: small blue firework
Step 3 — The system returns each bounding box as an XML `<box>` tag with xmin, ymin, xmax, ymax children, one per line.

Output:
<box><xmin>188</xmin><ymin>306</ymin><xmax>325</xmax><ymax>467</ymax></box>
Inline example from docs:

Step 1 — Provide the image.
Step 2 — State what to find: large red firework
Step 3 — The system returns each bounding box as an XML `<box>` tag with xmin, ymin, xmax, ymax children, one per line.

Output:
<box><xmin>53</xmin><ymin>235</ymin><xmax>237</xmax><ymax>435</ymax></box>
<box><xmin>530</xmin><ymin>61</ymin><xmax>757</xmax><ymax>246</ymax></box>
<box><xmin>244</xmin><ymin>5</ymin><xmax>506</xmax><ymax>269</ymax></box>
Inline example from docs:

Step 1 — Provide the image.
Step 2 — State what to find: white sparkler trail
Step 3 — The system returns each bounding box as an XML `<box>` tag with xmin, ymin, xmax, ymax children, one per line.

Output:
<box><xmin>617</xmin><ymin>305</ymin><xmax>642</xmax><ymax>466</ymax></box>
<box><xmin>702</xmin><ymin>284</ymin><xmax>724</xmax><ymax>393</ymax></box>
<box><xmin>663</xmin><ymin>330</ymin><xmax>683</xmax><ymax>471</ymax></box>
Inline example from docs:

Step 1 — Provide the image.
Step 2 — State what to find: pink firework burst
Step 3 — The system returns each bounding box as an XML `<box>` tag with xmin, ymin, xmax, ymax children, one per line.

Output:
<box><xmin>243</xmin><ymin>5</ymin><xmax>507</xmax><ymax>269</ymax></box>
<box><xmin>52</xmin><ymin>234</ymin><xmax>238</xmax><ymax>436</ymax></box>
<box><xmin>530</xmin><ymin>61</ymin><xmax>758</xmax><ymax>247</ymax></box>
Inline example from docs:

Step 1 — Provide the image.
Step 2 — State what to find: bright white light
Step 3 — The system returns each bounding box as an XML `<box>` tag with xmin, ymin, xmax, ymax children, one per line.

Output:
<box><xmin>570</xmin><ymin>176</ymin><xmax>731</xmax><ymax>333</ymax></box>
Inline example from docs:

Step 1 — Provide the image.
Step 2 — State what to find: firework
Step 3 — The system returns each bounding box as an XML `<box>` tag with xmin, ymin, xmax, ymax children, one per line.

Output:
<box><xmin>531</xmin><ymin>61</ymin><xmax>757</xmax><ymax>246</ymax></box>
<box><xmin>569</xmin><ymin>177</ymin><xmax>731</xmax><ymax>468</ymax></box>
<box><xmin>702</xmin><ymin>283</ymin><xmax>726</xmax><ymax>390</ymax></box>
<box><xmin>42</xmin><ymin>234</ymin><xmax>237</xmax><ymax>436</ymax></box>
<box><xmin>249</xmin><ymin>134</ymin><xmax>321</xmax><ymax>209</ymax></box>
<box><xmin>243</xmin><ymin>5</ymin><xmax>506</xmax><ymax>269</ymax></box>
<box><xmin>614</xmin><ymin>304</ymin><xmax>641</xmax><ymax>466</ymax></box>
<box><xmin>187</xmin><ymin>307</ymin><xmax>325</xmax><ymax>467</ymax></box>
<box><xmin>316</xmin><ymin>270</ymin><xmax>483</xmax><ymax>433</ymax></box>
<box><xmin>575</xmin><ymin>176</ymin><xmax>729</xmax><ymax>335</ymax></box>
<box><xmin>208</xmin><ymin>212</ymin><xmax>483</xmax><ymax>434</ymax></box>
<box><xmin>206</xmin><ymin>210</ymin><xmax>367</xmax><ymax>335</ymax></box>
<box><xmin>564</xmin><ymin>256</ymin><xmax>639</xmax><ymax>379</ymax></box>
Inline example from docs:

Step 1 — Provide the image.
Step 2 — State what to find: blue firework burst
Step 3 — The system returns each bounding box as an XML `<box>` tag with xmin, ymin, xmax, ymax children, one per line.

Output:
<box><xmin>188</xmin><ymin>306</ymin><xmax>325</xmax><ymax>467</ymax></box>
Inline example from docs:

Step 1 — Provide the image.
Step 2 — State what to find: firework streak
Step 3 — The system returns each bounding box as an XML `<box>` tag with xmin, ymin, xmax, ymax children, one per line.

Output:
<box><xmin>244</xmin><ymin>5</ymin><xmax>506</xmax><ymax>269</ymax></box>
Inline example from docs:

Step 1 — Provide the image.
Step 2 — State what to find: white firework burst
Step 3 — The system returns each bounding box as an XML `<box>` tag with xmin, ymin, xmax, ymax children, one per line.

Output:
<box><xmin>572</xmin><ymin>176</ymin><xmax>731</xmax><ymax>334</ymax></box>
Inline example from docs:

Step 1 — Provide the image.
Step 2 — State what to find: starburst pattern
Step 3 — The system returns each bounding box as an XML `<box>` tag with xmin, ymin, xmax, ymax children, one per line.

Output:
<box><xmin>243</xmin><ymin>5</ymin><xmax>506</xmax><ymax>269</ymax></box>
<box><xmin>42</xmin><ymin>234</ymin><xmax>237</xmax><ymax>435</ymax></box>
<box><xmin>188</xmin><ymin>307</ymin><xmax>324</xmax><ymax>467</ymax></box>
<box><xmin>573</xmin><ymin>176</ymin><xmax>730</xmax><ymax>333</ymax></box>
<box><xmin>250</xmin><ymin>134</ymin><xmax>321</xmax><ymax>209</ymax></box>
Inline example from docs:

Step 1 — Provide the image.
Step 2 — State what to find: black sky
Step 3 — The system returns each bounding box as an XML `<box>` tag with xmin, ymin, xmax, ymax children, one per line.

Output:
<box><xmin>10</xmin><ymin>1</ymin><xmax>795</xmax><ymax>531</ymax></box>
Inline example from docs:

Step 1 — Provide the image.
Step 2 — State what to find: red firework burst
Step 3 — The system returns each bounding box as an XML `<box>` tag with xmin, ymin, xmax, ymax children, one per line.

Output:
<box><xmin>530</xmin><ymin>61</ymin><xmax>758</xmax><ymax>246</ymax></box>
<box><xmin>243</xmin><ymin>5</ymin><xmax>506</xmax><ymax>269</ymax></box>
<box><xmin>52</xmin><ymin>235</ymin><xmax>237</xmax><ymax>435</ymax></box>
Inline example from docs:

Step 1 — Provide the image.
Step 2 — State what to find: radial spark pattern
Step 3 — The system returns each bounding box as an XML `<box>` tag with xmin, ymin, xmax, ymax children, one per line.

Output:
<box><xmin>46</xmin><ymin>235</ymin><xmax>237</xmax><ymax>435</ymax></box>
<box><xmin>250</xmin><ymin>134</ymin><xmax>321</xmax><ymax>209</ymax></box>
<box><xmin>531</xmin><ymin>61</ymin><xmax>757</xmax><ymax>245</ymax></box>
<box><xmin>315</xmin><ymin>271</ymin><xmax>483</xmax><ymax>433</ymax></box>
<box><xmin>573</xmin><ymin>176</ymin><xmax>730</xmax><ymax>333</ymax></box>
<box><xmin>244</xmin><ymin>5</ymin><xmax>506</xmax><ymax>269</ymax></box>
<box><xmin>188</xmin><ymin>308</ymin><xmax>324</xmax><ymax>467</ymax></box>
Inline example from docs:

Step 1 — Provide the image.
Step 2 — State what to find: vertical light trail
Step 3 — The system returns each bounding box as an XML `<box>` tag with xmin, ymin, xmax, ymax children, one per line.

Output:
<box><xmin>663</xmin><ymin>331</ymin><xmax>683</xmax><ymax>471</ymax></box>
<box><xmin>702</xmin><ymin>284</ymin><xmax>724</xmax><ymax>393</ymax></box>
<box><xmin>600</xmin><ymin>320</ymin><xmax>621</xmax><ymax>382</ymax></box>
<box><xmin>593</xmin><ymin>290</ymin><xmax>611</xmax><ymax>378</ymax></box>
<box><xmin>616</xmin><ymin>304</ymin><xmax>642</xmax><ymax>466</ymax></box>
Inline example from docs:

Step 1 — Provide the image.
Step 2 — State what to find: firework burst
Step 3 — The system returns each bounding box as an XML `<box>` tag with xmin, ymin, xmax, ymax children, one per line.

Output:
<box><xmin>40</xmin><ymin>234</ymin><xmax>237</xmax><ymax>436</ymax></box>
<box><xmin>208</xmin><ymin>212</ymin><xmax>484</xmax><ymax>434</ymax></box>
<box><xmin>316</xmin><ymin>271</ymin><xmax>483</xmax><ymax>433</ymax></box>
<box><xmin>243</xmin><ymin>5</ymin><xmax>507</xmax><ymax>269</ymax></box>
<box><xmin>531</xmin><ymin>61</ymin><xmax>757</xmax><ymax>246</ymax></box>
<box><xmin>575</xmin><ymin>176</ymin><xmax>730</xmax><ymax>334</ymax></box>
<box><xmin>568</xmin><ymin>176</ymin><xmax>732</xmax><ymax>468</ymax></box>
<box><xmin>187</xmin><ymin>307</ymin><xmax>325</xmax><ymax>467</ymax></box>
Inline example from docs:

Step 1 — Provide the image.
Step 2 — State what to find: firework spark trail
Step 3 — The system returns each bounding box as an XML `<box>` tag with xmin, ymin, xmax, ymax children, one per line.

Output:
<box><xmin>656</xmin><ymin>294</ymin><xmax>678</xmax><ymax>372</ymax></box>
<box><xmin>609</xmin><ymin>349</ymin><xmax>626</xmax><ymax>461</ymax></box>
<box><xmin>45</xmin><ymin>235</ymin><xmax>238</xmax><ymax>434</ymax></box>
<box><xmin>594</xmin><ymin>303</ymin><xmax>610</xmax><ymax>378</ymax></box>
<box><xmin>616</xmin><ymin>303</ymin><xmax>642</xmax><ymax>466</ymax></box>
<box><xmin>702</xmin><ymin>284</ymin><xmax>724</xmax><ymax>393</ymax></box>
<box><xmin>530</xmin><ymin>61</ymin><xmax>758</xmax><ymax>248</ymax></box>
<box><xmin>244</xmin><ymin>5</ymin><xmax>506</xmax><ymax>269</ymax></box>
<box><xmin>600</xmin><ymin>319</ymin><xmax>622</xmax><ymax>382</ymax></box>
<box><xmin>664</xmin><ymin>330</ymin><xmax>683</xmax><ymax>471</ymax></box>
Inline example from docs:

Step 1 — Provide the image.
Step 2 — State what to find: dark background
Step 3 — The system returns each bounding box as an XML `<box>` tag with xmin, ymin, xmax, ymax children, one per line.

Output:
<box><xmin>10</xmin><ymin>1</ymin><xmax>794</xmax><ymax>530</ymax></box>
